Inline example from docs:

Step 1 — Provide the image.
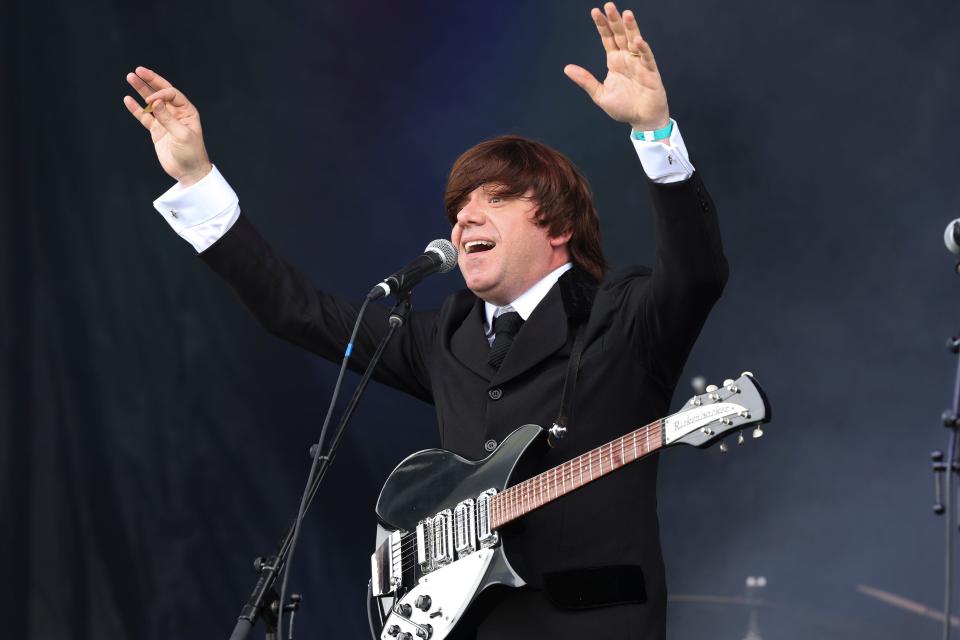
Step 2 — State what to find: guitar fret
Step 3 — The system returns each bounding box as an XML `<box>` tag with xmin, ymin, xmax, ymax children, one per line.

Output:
<box><xmin>493</xmin><ymin>419</ymin><xmax>676</xmax><ymax>528</ymax></box>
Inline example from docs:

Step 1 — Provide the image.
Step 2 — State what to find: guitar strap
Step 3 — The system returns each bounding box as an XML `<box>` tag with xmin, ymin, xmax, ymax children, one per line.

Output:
<box><xmin>548</xmin><ymin>321</ymin><xmax>588</xmax><ymax>447</ymax></box>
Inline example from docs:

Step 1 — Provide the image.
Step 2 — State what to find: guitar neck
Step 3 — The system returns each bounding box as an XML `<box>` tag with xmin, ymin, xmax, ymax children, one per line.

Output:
<box><xmin>489</xmin><ymin>419</ymin><xmax>664</xmax><ymax>529</ymax></box>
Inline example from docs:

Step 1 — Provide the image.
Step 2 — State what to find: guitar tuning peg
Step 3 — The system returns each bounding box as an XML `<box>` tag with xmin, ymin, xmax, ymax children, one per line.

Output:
<box><xmin>719</xmin><ymin>441</ymin><xmax>729</xmax><ymax>453</ymax></box>
<box><xmin>740</xmin><ymin>371</ymin><xmax>754</xmax><ymax>378</ymax></box>
<box><xmin>752</xmin><ymin>426</ymin><xmax>764</xmax><ymax>439</ymax></box>
<box><xmin>722</xmin><ymin>379</ymin><xmax>734</xmax><ymax>387</ymax></box>
<box><xmin>737</xmin><ymin>432</ymin><xmax>745</xmax><ymax>446</ymax></box>
<box><xmin>705</xmin><ymin>384</ymin><xmax>719</xmax><ymax>393</ymax></box>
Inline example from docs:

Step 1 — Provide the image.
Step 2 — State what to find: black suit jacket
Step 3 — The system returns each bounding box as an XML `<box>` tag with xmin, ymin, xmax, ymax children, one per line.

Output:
<box><xmin>200</xmin><ymin>171</ymin><xmax>727</xmax><ymax>636</ymax></box>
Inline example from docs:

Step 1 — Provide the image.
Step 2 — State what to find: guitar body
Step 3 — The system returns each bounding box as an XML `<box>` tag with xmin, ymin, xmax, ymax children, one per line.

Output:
<box><xmin>367</xmin><ymin>373</ymin><xmax>770</xmax><ymax>640</ymax></box>
<box><xmin>371</xmin><ymin>423</ymin><xmax>545</xmax><ymax>640</ymax></box>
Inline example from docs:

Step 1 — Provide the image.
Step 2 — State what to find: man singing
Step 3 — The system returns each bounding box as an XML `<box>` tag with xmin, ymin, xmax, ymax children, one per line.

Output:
<box><xmin>124</xmin><ymin>3</ymin><xmax>727</xmax><ymax>638</ymax></box>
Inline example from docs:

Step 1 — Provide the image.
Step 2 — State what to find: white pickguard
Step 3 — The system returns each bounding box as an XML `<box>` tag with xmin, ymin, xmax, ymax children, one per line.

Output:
<box><xmin>380</xmin><ymin>550</ymin><xmax>494</xmax><ymax>640</ymax></box>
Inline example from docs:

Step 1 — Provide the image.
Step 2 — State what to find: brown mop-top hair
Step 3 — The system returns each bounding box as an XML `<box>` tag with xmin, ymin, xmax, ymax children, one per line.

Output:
<box><xmin>444</xmin><ymin>135</ymin><xmax>608</xmax><ymax>281</ymax></box>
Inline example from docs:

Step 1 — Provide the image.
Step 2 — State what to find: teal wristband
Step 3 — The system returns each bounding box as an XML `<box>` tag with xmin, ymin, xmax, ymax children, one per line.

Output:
<box><xmin>631</xmin><ymin>120</ymin><xmax>673</xmax><ymax>142</ymax></box>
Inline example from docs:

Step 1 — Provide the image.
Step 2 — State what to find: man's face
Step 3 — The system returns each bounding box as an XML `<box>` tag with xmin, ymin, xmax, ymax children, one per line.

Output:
<box><xmin>451</xmin><ymin>184</ymin><xmax>570</xmax><ymax>306</ymax></box>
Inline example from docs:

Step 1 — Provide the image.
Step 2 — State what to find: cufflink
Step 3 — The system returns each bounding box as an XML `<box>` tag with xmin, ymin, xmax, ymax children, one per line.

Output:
<box><xmin>170</xmin><ymin>209</ymin><xmax>178</xmax><ymax>218</ymax></box>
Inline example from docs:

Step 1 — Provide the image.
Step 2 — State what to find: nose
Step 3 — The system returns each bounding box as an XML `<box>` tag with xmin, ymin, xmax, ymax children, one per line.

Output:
<box><xmin>455</xmin><ymin>196</ymin><xmax>485</xmax><ymax>227</ymax></box>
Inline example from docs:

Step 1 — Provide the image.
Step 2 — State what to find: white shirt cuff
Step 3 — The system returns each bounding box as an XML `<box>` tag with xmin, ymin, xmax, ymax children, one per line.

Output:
<box><xmin>152</xmin><ymin>165</ymin><xmax>241</xmax><ymax>253</ymax></box>
<box><xmin>630</xmin><ymin>119</ymin><xmax>695</xmax><ymax>184</ymax></box>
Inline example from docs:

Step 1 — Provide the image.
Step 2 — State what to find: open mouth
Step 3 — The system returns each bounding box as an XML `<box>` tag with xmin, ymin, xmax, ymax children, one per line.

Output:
<box><xmin>464</xmin><ymin>240</ymin><xmax>496</xmax><ymax>254</ymax></box>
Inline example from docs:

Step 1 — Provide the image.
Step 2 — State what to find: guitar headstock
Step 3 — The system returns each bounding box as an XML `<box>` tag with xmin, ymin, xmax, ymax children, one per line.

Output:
<box><xmin>664</xmin><ymin>372</ymin><xmax>770</xmax><ymax>449</ymax></box>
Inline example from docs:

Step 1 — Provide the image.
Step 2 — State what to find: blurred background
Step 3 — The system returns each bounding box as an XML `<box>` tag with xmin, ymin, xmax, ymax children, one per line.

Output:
<box><xmin>2</xmin><ymin>0</ymin><xmax>959</xmax><ymax>638</ymax></box>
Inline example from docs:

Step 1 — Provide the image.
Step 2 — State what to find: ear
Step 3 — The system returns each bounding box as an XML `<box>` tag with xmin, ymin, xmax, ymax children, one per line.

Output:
<box><xmin>549</xmin><ymin>229</ymin><xmax>573</xmax><ymax>249</ymax></box>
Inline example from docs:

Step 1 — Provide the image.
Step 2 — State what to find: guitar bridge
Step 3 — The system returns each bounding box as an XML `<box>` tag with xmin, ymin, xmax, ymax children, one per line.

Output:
<box><xmin>370</xmin><ymin>530</ymin><xmax>403</xmax><ymax>597</ymax></box>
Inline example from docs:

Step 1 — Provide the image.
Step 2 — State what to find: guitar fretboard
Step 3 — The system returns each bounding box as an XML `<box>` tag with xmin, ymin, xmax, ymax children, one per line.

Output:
<box><xmin>489</xmin><ymin>419</ymin><xmax>664</xmax><ymax>529</ymax></box>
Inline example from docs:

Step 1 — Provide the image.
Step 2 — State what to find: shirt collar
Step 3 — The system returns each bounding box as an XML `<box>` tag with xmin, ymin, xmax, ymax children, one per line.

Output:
<box><xmin>484</xmin><ymin>262</ymin><xmax>573</xmax><ymax>334</ymax></box>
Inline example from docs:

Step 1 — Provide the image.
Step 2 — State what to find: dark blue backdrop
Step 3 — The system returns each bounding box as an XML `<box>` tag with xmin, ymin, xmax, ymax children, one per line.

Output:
<box><xmin>2</xmin><ymin>1</ymin><xmax>959</xmax><ymax>638</ymax></box>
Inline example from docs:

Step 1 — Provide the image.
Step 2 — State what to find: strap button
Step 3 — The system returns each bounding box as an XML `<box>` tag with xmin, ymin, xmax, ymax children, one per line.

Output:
<box><xmin>484</xmin><ymin>439</ymin><xmax>498</xmax><ymax>452</ymax></box>
<box><xmin>488</xmin><ymin>388</ymin><xmax>502</xmax><ymax>401</ymax></box>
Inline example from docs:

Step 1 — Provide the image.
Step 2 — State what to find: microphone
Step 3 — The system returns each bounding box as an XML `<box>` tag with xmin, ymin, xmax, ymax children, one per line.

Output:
<box><xmin>945</xmin><ymin>220</ymin><xmax>960</xmax><ymax>255</ymax></box>
<box><xmin>368</xmin><ymin>239</ymin><xmax>459</xmax><ymax>300</ymax></box>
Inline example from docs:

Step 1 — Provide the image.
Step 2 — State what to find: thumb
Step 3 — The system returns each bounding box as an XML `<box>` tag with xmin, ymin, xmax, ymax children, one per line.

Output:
<box><xmin>563</xmin><ymin>64</ymin><xmax>602</xmax><ymax>101</ymax></box>
<box><xmin>151</xmin><ymin>100</ymin><xmax>191</xmax><ymax>140</ymax></box>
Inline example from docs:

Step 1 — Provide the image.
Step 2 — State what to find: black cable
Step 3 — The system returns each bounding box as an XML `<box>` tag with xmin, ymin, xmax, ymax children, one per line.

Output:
<box><xmin>275</xmin><ymin>293</ymin><xmax>373</xmax><ymax>640</ymax></box>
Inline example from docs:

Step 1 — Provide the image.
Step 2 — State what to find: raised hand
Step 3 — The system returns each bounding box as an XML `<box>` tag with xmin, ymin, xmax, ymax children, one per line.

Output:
<box><xmin>564</xmin><ymin>3</ymin><xmax>670</xmax><ymax>132</ymax></box>
<box><xmin>122</xmin><ymin>67</ymin><xmax>212</xmax><ymax>186</ymax></box>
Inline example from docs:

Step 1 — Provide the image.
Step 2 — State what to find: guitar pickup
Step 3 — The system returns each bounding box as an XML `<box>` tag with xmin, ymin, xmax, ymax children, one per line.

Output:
<box><xmin>416</xmin><ymin>518</ymin><xmax>434</xmax><ymax>572</ymax></box>
<box><xmin>476</xmin><ymin>489</ymin><xmax>499</xmax><ymax>549</ymax></box>
<box><xmin>431</xmin><ymin>509</ymin><xmax>455</xmax><ymax>567</ymax></box>
<box><xmin>453</xmin><ymin>499</ymin><xmax>477</xmax><ymax>557</ymax></box>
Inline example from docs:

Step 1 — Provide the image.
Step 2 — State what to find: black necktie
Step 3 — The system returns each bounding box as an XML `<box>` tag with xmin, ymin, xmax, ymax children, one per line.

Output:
<box><xmin>488</xmin><ymin>311</ymin><xmax>524</xmax><ymax>370</ymax></box>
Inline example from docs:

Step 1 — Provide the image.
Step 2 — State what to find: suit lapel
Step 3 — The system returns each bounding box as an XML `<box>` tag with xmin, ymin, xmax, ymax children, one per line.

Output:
<box><xmin>449</xmin><ymin>267</ymin><xmax>600</xmax><ymax>386</ymax></box>
<box><xmin>450</xmin><ymin>297</ymin><xmax>498</xmax><ymax>381</ymax></box>
<box><xmin>491</xmin><ymin>285</ymin><xmax>568</xmax><ymax>386</ymax></box>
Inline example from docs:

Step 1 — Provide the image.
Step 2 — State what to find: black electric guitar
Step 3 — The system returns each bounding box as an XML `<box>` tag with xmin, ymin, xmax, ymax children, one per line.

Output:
<box><xmin>368</xmin><ymin>372</ymin><xmax>771</xmax><ymax>640</ymax></box>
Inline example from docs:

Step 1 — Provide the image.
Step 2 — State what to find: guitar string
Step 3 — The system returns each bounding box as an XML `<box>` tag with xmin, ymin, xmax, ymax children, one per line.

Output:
<box><xmin>389</xmin><ymin>389</ymin><xmax>753</xmax><ymax>568</ymax></box>
<box><xmin>389</xmin><ymin>420</ymin><xmax>667</xmax><ymax>564</ymax></box>
<box><xmin>391</xmin><ymin>425</ymin><xmax>666</xmax><ymax>571</ymax></box>
<box><xmin>388</xmin><ymin>420</ymin><xmax>665</xmax><ymax>555</ymax></box>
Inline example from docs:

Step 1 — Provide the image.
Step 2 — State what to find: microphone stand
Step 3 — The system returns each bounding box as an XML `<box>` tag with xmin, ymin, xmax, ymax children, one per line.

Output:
<box><xmin>228</xmin><ymin>291</ymin><xmax>413</xmax><ymax>640</ymax></box>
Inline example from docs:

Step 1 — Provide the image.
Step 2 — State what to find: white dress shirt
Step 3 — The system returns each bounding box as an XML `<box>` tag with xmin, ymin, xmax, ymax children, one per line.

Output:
<box><xmin>152</xmin><ymin>121</ymin><xmax>695</xmax><ymax>254</ymax></box>
<box><xmin>483</xmin><ymin>263</ymin><xmax>573</xmax><ymax>345</ymax></box>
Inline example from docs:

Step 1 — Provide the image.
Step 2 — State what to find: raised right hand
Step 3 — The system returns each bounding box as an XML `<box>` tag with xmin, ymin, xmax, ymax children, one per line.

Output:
<box><xmin>123</xmin><ymin>66</ymin><xmax>212</xmax><ymax>187</ymax></box>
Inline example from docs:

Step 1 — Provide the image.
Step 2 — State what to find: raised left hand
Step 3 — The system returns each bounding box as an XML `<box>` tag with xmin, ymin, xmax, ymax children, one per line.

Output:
<box><xmin>564</xmin><ymin>2</ymin><xmax>670</xmax><ymax>132</ymax></box>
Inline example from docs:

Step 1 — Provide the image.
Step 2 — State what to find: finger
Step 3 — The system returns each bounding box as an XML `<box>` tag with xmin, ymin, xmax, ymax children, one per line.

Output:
<box><xmin>590</xmin><ymin>8</ymin><xmax>617</xmax><ymax>53</ymax></box>
<box><xmin>122</xmin><ymin>95</ymin><xmax>156</xmax><ymax>132</ymax></box>
<box><xmin>622</xmin><ymin>10</ymin><xmax>643</xmax><ymax>51</ymax></box>
<box><xmin>126</xmin><ymin>71</ymin><xmax>157</xmax><ymax>102</ymax></box>
<box><xmin>604</xmin><ymin>2</ymin><xmax>629</xmax><ymax>50</ymax></box>
<box><xmin>143</xmin><ymin>86</ymin><xmax>193</xmax><ymax>109</ymax></box>
<box><xmin>563</xmin><ymin>64</ymin><xmax>602</xmax><ymax>101</ymax></box>
<box><xmin>632</xmin><ymin>35</ymin><xmax>659</xmax><ymax>72</ymax></box>
<box><xmin>150</xmin><ymin>99</ymin><xmax>191</xmax><ymax>140</ymax></box>
<box><xmin>134</xmin><ymin>66</ymin><xmax>173</xmax><ymax>90</ymax></box>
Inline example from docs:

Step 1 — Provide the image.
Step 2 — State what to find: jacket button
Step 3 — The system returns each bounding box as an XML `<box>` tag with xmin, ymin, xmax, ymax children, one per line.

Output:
<box><xmin>484</xmin><ymin>439</ymin><xmax>498</xmax><ymax>452</ymax></box>
<box><xmin>488</xmin><ymin>388</ymin><xmax>502</xmax><ymax>400</ymax></box>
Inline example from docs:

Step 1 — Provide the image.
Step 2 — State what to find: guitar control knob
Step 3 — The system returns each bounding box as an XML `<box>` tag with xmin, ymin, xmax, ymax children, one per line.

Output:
<box><xmin>415</xmin><ymin>595</ymin><xmax>432</xmax><ymax>611</ymax></box>
<box><xmin>397</xmin><ymin>633</ymin><xmax>413</xmax><ymax>640</ymax></box>
<box><xmin>416</xmin><ymin>625</ymin><xmax>433</xmax><ymax>639</ymax></box>
<box><xmin>386</xmin><ymin>625</ymin><xmax>401</xmax><ymax>637</ymax></box>
<box><xmin>398</xmin><ymin>603</ymin><xmax>413</xmax><ymax>617</ymax></box>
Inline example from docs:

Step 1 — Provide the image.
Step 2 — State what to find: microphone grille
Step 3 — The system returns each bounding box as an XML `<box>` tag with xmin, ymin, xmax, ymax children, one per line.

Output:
<box><xmin>425</xmin><ymin>239</ymin><xmax>459</xmax><ymax>273</ymax></box>
<box><xmin>945</xmin><ymin>220</ymin><xmax>960</xmax><ymax>255</ymax></box>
